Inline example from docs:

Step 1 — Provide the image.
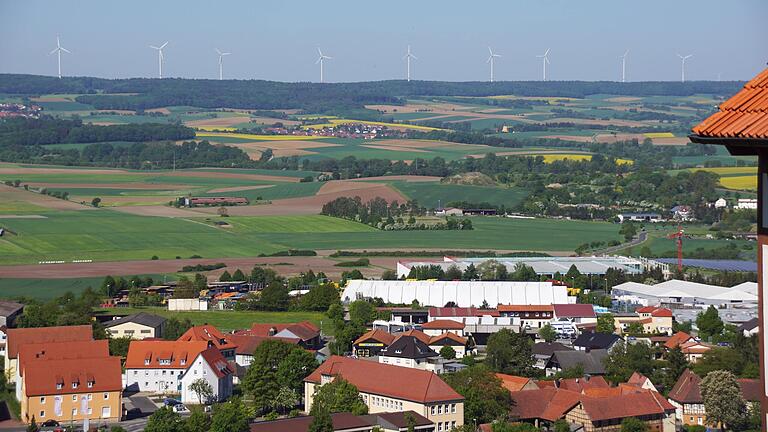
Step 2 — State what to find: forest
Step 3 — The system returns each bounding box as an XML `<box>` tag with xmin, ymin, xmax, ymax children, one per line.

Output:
<box><xmin>0</xmin><ymin>73</ymin><xmax>743</xmax><ymax>113</ymax></box>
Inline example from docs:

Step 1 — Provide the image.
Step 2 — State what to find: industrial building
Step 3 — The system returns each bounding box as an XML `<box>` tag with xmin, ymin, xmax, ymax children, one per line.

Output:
<box><xmin>342</xmin><ymin>280</ymin><xmax>570</xmax><ymax>308</ymax></box>
<box><xmin>612</xmin><ymin>279</ymin><xmax>757</xmax><ymax>307</ymax></box>
<box><xmin>395</xmin><ymin>256</ymin><xmax>653</xmax><ymax>279</ymax></box>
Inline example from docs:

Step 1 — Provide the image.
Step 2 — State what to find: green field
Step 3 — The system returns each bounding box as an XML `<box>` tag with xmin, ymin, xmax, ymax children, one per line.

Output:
<box><xmin>391</xmin><ymin>181</ymin><xmax>529</xmax><ymax>208</ymax></box>
<box><xmin>0</xmin><ymin>275</ymin><xmax>166</xmax><ymax>300</ymax></box>
<box><xmin>95</xmin><ymin>307</ymin><xmax>329</xmax><ymax>333</ymax></box>
<box><xmin>0</xmin><ymin>209</ymin><xmax>621</xmax><ymax>264</ymax></box>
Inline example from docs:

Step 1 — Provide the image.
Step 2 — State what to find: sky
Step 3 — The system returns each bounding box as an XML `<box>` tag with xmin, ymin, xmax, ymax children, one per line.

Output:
<box><xmin>1</xmin><ymin>0</ymin><xmax>766</xmax><ymax>83</ymax></box>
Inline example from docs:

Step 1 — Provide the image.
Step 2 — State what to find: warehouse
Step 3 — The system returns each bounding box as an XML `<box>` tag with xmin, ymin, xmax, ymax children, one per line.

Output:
<box><xmin>342</xmin><ymin>280</ymin><xmax>570</xmax><ymax>307</ymax></box>
<box><xmin>396</xmin><ymin>256</ymin><xmax>649</xmax><ymax>279</ymax></box>
<box><xmin>612</xmin><ymin>279</ymin><xmax>757</xmax><ymax>308</ymax></box>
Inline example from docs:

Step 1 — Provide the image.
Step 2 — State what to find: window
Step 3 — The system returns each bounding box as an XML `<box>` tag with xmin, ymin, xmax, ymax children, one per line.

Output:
<box><xmin>141</xmin><ymin>330</ymin><xmax>151</xmax><ymax>334</ymax></box>
<box><xmin>72</xmin><ymin>408</ymin><xmax>77</xmax><ymax>416</ymax></box>
<box><xmin>451</xmin><ymin>403</ymin><xmax>456</xmax><ymax>413</ymax></box>
<box><xmin>72</xmin><ymin>395</ymin><xmax>77</xmax><ymax>402</ymax></box>
<box><xmin>133</xmin><ymin>371</ymin><xmax>138</xmax><ymax>376</ymax></box>
<box><xmin>104</xmin><ymin>393</ymin><xmax>109</xmax><ymax>400</ymax></box>
<box><xmin>101</xmin><ymin>406</ymin><xmax>111</xmax><ymax>418</ymax></box>
<box><xmin>40</xmin><ymin>397</ymin><xmax>45</xmax><ymax>404</ymax></box>
<box><xmin>431</xmin><ymin>406</ymin><xmax>436</xmax><ymax>415</ymax></box>
<box><xmin>438</xmin><ymin>405</ymin><xmax>443</xmax><ymax>414</ymax></box>
<box><xmin>88</xmin><ymin>408</ymin><xmax>92</xmax><ymax>415</ymax></box>
<box><xmin>437</xmin><ymin>422</ymin><xmax>443</xmax><ymax>431</ymax></box>
<box><xmin>452</xmin><ymin>421</ymin><xmax>456</xmax><ymax>429</ymax></box>
<box><xmin>56</xmin><ymin>383</ymin><xmax>63</xmax><ymax>390</ymax></box>
<box><xmin>72</xmin><ymin>382</ymin><xmax>78</xmax><ymax>389</ymax></box>
<box><xmin>144</xmin><ymin>359</ymin><xmax>150</xmax><ymax>366</ymax></box>
<box><xmin>87</xmin><ymin>381</ymin><xmax>93</xmax><ymax>388</ymax></box>
<box><xmin>39</xmin><ymin>411</ymin><xmax>45</xmax><ymax>418</ymax></box>
<box><xmin>87</xmin><ymin>394</ymin><xmax>92</xmax><ymax>401</ymax></box>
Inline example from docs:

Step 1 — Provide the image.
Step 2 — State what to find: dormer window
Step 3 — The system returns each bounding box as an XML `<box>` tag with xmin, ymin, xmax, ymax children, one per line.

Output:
<box><xmin>56</xmin><ymin>383</ymin><xmax>63</xmax><ymax>390</ymax></box>
<box><xmin>87</xmin><ymin>381</ymin><xmax>94</xmax><ymax>388</ymax></box>
<box><xmin>144</xmin><ymin>359</ymin><xmax>150</xmax><ymax>366</ymax></box>
<box><xmin>72</xmin><ymin>382</ymin><xmax>78</xmax><ymax>389</ymax></box>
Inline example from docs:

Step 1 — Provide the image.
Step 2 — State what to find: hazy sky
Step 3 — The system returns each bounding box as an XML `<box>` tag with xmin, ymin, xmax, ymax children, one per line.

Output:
<box><xmin>1</xmin><ymin>0</ymin><xmax>766</xmax><ymax>83</ymax></box>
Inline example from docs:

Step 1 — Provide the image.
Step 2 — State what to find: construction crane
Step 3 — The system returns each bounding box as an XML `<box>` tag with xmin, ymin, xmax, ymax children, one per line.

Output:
<box><xmin>667</xmin><ymin>225</ymin><xmax>684</xmax><ymax>271</ymax></box>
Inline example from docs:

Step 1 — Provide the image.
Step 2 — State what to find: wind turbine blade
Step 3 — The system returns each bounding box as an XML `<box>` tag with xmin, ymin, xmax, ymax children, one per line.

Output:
<box><xmin>160</xmin><ymin>42</ymin><xmax>168</xmax><ymax>49</ymax></box>
<box><xmin>222</xmin><ymin>52</ymin><xmax>231</xmax><ymax>56</ymax></box>
<box><xmin>216</xmin><ymin>48</ymin><xmax>222</xmax><ymax>55</ymax></box>
<box><xmin>486</xmin><ymin>56</ymin><xmax>493</xmax><ymax>63</ymax></box>
<box><xmin>411</xmin><ymin>54</ymin><xmax>418</xmax><ymax>60</ymax></box>
<box><xmin>545</xmin><ymin>57</ymin><xmax>550</xmax><ymax>64</ymax></box>
<box><xmin>488</xmin><ymin>47</ymin><xmax>493</xmax><ymax>55</ymax></box>
<box><xmin>677</xmin><ymin>53</ymin><xmax>683</xmax><ymax>59</ymax></box>
<box><xmin>317</xmin><ymin>48</ymin><xmax>323</xmax><ymax>56</ymax></box>
<box><xmin>315</xmin><ymin>57</ymin><xmax>322</xmax><ymax>64</ymax></box>
<box><xmin>624</xmin><ymin>49</ymin><xmax>630</xmax><ymax>57</ymax></box>
<box><xmin>544</xmin><ymin>48</ymin><xmax>550</xmax><ymax>56</ymax></box>
<box><xmin>60</xmin><ymin>47</ymin><xmax>71</xmax><ymax>54</ymax></box>
<box><xmin>49</xmin><ymin>48</ymin><xmax>59</xmax><ymax>55</ymax></box>
<box><xmin>150</xmin><ymin>45</ymin><xmax>159</xmax><ymax>50</ymax></box>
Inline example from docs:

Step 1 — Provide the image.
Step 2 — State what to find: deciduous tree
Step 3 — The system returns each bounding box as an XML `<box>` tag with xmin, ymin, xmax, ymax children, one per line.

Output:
<box><xmin>442</xmin><ymin>365</ymin><xmax>511</xmax><ymax>424</ymax></box>
<box><xmin>700</xmin><ymin>370</ymin><xmax>747</xmax><ymax>430</ymax></box>
<box><xmin>309</xmin><ymin>377</ymin><xmax>368</xmax><ymax>415</ymax></box>
<box><xmin>486</xmin><ymin>328</ymin><xmax>533</xmax><ymax>375</ymax></box>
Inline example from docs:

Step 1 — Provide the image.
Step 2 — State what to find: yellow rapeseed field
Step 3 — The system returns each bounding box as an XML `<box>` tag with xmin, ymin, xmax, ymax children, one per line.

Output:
<box><xmin>690</xmin><ymin>166</ymin><xmax>757</xmax><ymax>176</ymax></box>
<box><xmin>719</xmin><ymin>176</ymin><xmax>757</xmax><ymax>190</ymax></box>
<box><xmin>196</xmin><ymin>132</ymin><xmax>327</xmax><ymax>141</ymax></box>
<box><xmin>644</xmin><ymin>132</ymin><xmax>675</xmax><ymax>138</ymax></box>
<box><xmin>541</xmin><ymin>154</ymin><xmax>592</xmax><ymax>163</ymax></box>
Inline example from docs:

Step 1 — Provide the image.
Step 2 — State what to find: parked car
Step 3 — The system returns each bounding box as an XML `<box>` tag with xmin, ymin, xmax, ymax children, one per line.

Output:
<box><xmin>173</xmin><ymin>404</ymin><xmax>189</xmax><ymax>413</ymax></box>
<box><xmin>163</xmin><ymin>398</ymin><xmax>181</xmax><ymax>406</ymax></box>
<box><xmin>42</xmin><ymin>420</ymin><xmax>60</xmax><ymax>427</ymax></box>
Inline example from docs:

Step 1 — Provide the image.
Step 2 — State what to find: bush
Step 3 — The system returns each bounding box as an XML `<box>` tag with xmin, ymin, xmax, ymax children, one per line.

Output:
<box><xmin>180</xmin><ymin>263</ymin><xmax>227</xmax><ymax>272</ymax></box>
<box><xmin>151</xmin><ymin>255</ymin><xmax>159</xmax><ymax>260</ymax></box>
<box><xmin>334</xmin><ymin>258</ymin><xmax>370</xmax><ymax>267</ymax></box>
<box><xmin>258</xmin><ymin>249</ymin><xmax>317</xmax><ymax>257</ymax></box>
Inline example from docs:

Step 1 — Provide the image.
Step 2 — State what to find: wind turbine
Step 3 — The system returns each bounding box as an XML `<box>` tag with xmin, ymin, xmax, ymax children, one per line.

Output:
<box><xmin>619</xmin><ymin>50</ymin><xmax>629</xmax><ymax>83</ymax></box>
<box><xmin>149</xmin><ymin>42</ymin><xmax>168</xmax><ymax>79</ymax></box>
<box><xmin>486</xmin><ymin>47</ymin><xmax>501</xmax><ymax>82</ymax></box>
<box><xmin>677</xmin><ymin>53</ymin><xmax>693</xmax><ymax>83</ymax></box>
<box><xmin>49</xmin><ymin>36</ymin><xmax>71</xmax><ymax>79</ymax></box>
<box><xmin>403</xmin><ymin>45</ymin><xmax>417</xmax><ymax>82</ymax></box>
<box><xmin>215</xmin><ymin>48</ymin><xmax>231</xmax><ymax>80</ymax></box>
<box><xmin>536</xmin><ymin>48</ymin><xmax>550</xmax><ymax>81</ymax></box>
<box><xmin>316</xmin><ymin>48</ymin><xmax>332</xmax><ymax>83</ymax></box>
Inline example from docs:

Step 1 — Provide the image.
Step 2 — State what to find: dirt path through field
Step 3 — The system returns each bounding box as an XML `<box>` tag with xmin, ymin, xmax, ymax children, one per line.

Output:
<box><xmin>0</xmin><ymin>184</ymin><xmax>96</xmax><ymax>211</ymax></box>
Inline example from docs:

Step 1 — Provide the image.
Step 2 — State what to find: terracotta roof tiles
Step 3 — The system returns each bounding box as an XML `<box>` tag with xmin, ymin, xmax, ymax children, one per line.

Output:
<box><xmin>23</xmin><ymin>356</ymin><xmax>122</xmax><ymax>397</ymax></box>
<box><xmin>125</xmin><ymin>340</ymin><xmax>209</xmax><ymax>369</ymax></box>
<box><xmin>421</xmin><ymin>319</ymin><xmax>465</xmax><ymax>330</ymax></box>
<box><xmin>668</xmin><ymin>369</ymin><xmax>702</xmax><ymax>404</ymax></box>
<box><xmin>692</xmin><ymin>68</ymin><xmax>768</xmax><ymax>139</ymax></box>
<box><xmin>6</xmin><ymin>325</ymin><xmax>93</xmax><ymax>359</ymax></box>
<box><xmin>305</xmin><ymin>356</ymin><xmax>463</xmax><ymax>404</ymax></box>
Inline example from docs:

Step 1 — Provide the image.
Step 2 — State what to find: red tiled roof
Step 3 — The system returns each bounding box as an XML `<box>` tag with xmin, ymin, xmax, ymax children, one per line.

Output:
<box><xmin>738</xmin><ymin>378</ymin><xmax>760</xmax><ymax>402</ymax></box>
<box><xmin>558</xmin><ymin>376</ymin><xmax>609</xmax><ymax>393</ymax></box>
<box><xmin>496</xmin><ymin>373</ymin><xmax>534</xmax><ymax>392</ymax></box>
<box><xmin>23</xmin><ymin>356</ymin><xmax>122</xmax><ymax>397</ymax></box>
<box><xmin>229</xmin><ymin>334</ymin><xmax>299</xmax><ymax>356</ymax></box>
<box><xmin>178</xmin><ymin>325</ymin><xmax>237</xmax><ymax>350</ymax></box>
<box><xmin>247</xmin><ymin>321</ymin><xmax>319</xmax><ymax>341</ymax></box>
<box><xmin>552</xmin><ymin>304</ymin><xmax>595</xmax><ymax>318</ymax></box>
<box><xmin>305</xmin><ymin>356</ymin><xmax>463</xmax><ymax>404</ymax></box>
<box><xmin>679</xmin><ymin>341</ymin><xmax>712</xmax><ymax>354</ymax></box>
<box><xmin>510</xmin><ymin>388</ymin><xmax>581</xmax><ymax>421</ymax></box>
<box><xmin>668</xmin><ymin>369</ymin><xmax>702</xmax><ymax>404</ymax></box>
<box><xmin>664</xmin><ymin>331</ymin><xmax>693</xmax><ymax>349</ymax></box>
<box><xmin>636</xmin><ymin>306</ymin><xmax>673</xmax><ymax>317</ymax></box>
<box><xmin>627</xmin><ymin>372</ymin><xmax>650</xmax><ymax>386</ymax></box>
<box><xmin>125</xmin><ymin>340</ymin><xmax>209</xmax><ymax>369</ymax></box>
<box><xmin>353</xmin><ymin>328</ymin><xmax>396</xmax><ymax>346</ymax></box>
<box><xmin>397</xmin><ymin>329</ymin><xmax>432</xmax><ymax>345</ymax></box>
<box><xmin>421</xmin><ymin>319</ymin><xmax>465</xmax><ymax>330</ymax></box>
<box><xmin>497</xmin><ymin>305</ymin><xmax>554</xmax><ymax>312</ymax></box>
<box><xmin>6</xmin><ymin>325</ymin><xmax>93</xmax><ymax>358</ymax></box>
<box><xmin>692</xmin><ymin>68</ymin><xmax>768</xmax><ymax>139</ymax></box>
<box><xmin>18</xmin><ymin>340</ymin><xmax>109</xmax><ymax>376</ymax></box>
<box><xmin>197</xmin><ymin>347</ymin><xmax>233</xmax><ymax>379</ymax></box>
<box><xmin>428</xmin><ymin>332</ymin><xmax>467</xmax><ymax>346</ymax></box>
<box><xmin>580</xmin><ymin>390</ymin><xmax>675</xmax><ymax>422</ymax></box>
<box><xmin>428</xmin><ymin>307</ymin><xmax>499</xmax><ymax>318</ymax></box>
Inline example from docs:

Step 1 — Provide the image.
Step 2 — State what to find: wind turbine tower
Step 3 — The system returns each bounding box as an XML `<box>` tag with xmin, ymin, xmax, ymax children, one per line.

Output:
<box><xmin>316</xmin><ymin>48</ymin><xmax>332</xmax><ymax>83</ymax></box>
<box><xmin>49</xmin><ymin>36</ymin><xmax>71</xmax><ymax>79</ymax></box>
<box><xmin>486</xmin><ymin>47</ymin><xmax>501</xmax><ymax>82</ymax></box>
<box><xmin>677</xmin><ymin>53</ymin><xmax>693</xmax><ymax>83</ymax></box>
<box><xmin>216</xmin><ymin>48</ymin><xmax>231</xmax><ymax>80</ymax></box>
<box><xmin>404</xmin><ymin>45</ymin><xmax>417</xmax><ymax>82</ymax></box>
<box><xmin>620</xmin><ymin>50</ymin><xmax>629</xmax><ymax>83</ymax></box>
<box><xmin>150</xmin><ymin>42</ymin><xmax>169</xmax><ymax>79</ymax></box>
<box><xmin>537</xmin><ymin>49</ymin><xmax>550</xmax><ymax>81</ymax></box>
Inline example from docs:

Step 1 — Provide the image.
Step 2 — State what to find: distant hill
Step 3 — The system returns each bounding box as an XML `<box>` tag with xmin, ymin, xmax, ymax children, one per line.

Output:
<box><xmin>0</xmin><ymin>74</ymin><xmax>744</xmax><ymax>114</ymax></box>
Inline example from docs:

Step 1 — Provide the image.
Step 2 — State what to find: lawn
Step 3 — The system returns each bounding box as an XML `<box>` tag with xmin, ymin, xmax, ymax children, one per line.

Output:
<box><xmin>94</xmin><ymin>307</ymin><xmax>329</xmax><ymax>333</ymax></box>
<box><xmin>214</xmin><ymin>215</ymin><xmax>377</xmax><ymax>233</ymax></box>
<box><xmin>0</xmin><ymin>275</ymin><xmax>165</xmax><ymax>300</ymax></box>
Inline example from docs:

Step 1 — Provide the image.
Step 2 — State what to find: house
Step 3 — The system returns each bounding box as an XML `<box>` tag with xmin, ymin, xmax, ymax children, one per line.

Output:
<box><xmin>379</xmin><ymin>336</ymin><xmax>441</xmax><ymax>373</ymax></box>
<box><xmin>178</xmin><ymin>325</ymin><xmax>238</xmax><ymax>360</ymax></box>
<box><xmin>618</xmin><ymin>213</ymin><xmax>662</xmax><ymax>223</ymax></box>
<box><xmin>179</xmin><ymin>348</ymin><xmax>235</xmax><ymax>404</ymax></box>
<box><xmin>0</xmin><ymin>300</ymin><xmax>23</xmax><ymax>327</ymax></box>
<box><xmin>245</xmin><ymin>321</ymin><xmax>322</xmax><ymax>350</ymax></box>
<box><xmin>229</xmin><ymin>334</ymin><xmax>300</xmax><ymax>367</ymax></box>
<box><xmin>4</xmin><ymin>325</ymin><xmax>93</xmax><ymax>384</ymax></box>
<box><xmin>557</xmin><ymin>376</ymin><xmax>610</xmax><ymax>393</ymax></box>
<box><xmin>713</xmin><ymin>198</ymin><xmax>728</xmax><ymax>208</ymax></box>
<box><xmin>667</xmin><ymin>369</ymin><xmax>707</xmax><ymax>426</ymax></box>
<box><xmin>738</xmin><ymin>318</ymin><xmax>759</xmax><ymax>337</ymax></box>
<box><xmin>671</xmin><ymin>205</ymin><xmax>694</xmax><ymax>221</ymax></box>
<box><xmin>427</xmin><ymin>332</ymin><xmax>471</xmax><ymax>359</ymax></box>
<box><xmin>510</xmin><ymin>387</ymin><xmax>676</xmax><ymax>432</ymax></box>
<box><xmin>546</xmin><ymin>349</ymin><xmax>608</xmax><ymax>376</ymax></box>
<box><xmin>184</xmin><ymin>196</ymin><xmax>248</xmax><ymax>207</ymax></box>
<box><xmin>353</xmin><ymin>329</ymin><xmax>397</xmax><ymax>358</ymax></box>
<box><xmin>677</xmin><ymin>341</ymin><xmax>712</xmax><ymax>363</ymax></box>
<box><xmin>379</xmin><ymin>307</ymin><xmax>429</xmax><ymax>325</ymax></box>
<box><xmin>125</xmin><ymin>340</ymin><xmax>208</xmax><ymax>394</ymax></box>
<box><xmin>20</xmin><ymin>356</ymin><xmax>123</xmax><ymax>425</ymax></box>
<box><xmin>532</xmin><ymin>342</ymin><xmax>573</xmax><ymax>369</ymax></box>
<box><xmin>495</xmin><ymin>374</ymin><xmax>539</xmax><ymax>392</ymax></box>
<box><xmin>664</xmin><ymin>331</ymin><xmax>695</xmax><ymax>350</ymax></box>
<box><xmin>735</xmin><ymin>198</ymin><xmax>758</xmax><ymax>210</ymax></box>
<box><xmin>435</xmin><ymin>207</ymin><xmax>464</xmax><ymax>217</ymax></box>
<box><xmin>552</xmin><ymin>304</ymin><xmax>597</xmax><ymax>325</ymax></box>
<box><xmin>15</xmin><ymin>340</ymin><xmax>110</xmax><ymax>402</ymax></box>
<box><xmin>626</xmin><ymin>372</ymin><xmax>658</xmax><ymax>392</ymax></box>
<box><xmin>635</xmin><ymin>306</ymin><xmax>674</xmax><ymax>335</ymax></box>
<box><xmin>420</xmin><ymin>320</ymin><xmax>466</xmax><ymax>337</ymax></box>
<box><xmin>103</xmin><ymin>312</ymin><xmax>166</xmax><ymax>339</ymax></box>
<box><xmin>497</xmin><ymin>305</ymin><xmax>554</xmax><ymax>330</ymax></box>
<box><xmin>572</xmin><ymin>333</ymin><xmax>622</xmax><ymax>352</ymax></box>
<box><xmin>249</xmin><ymin>411</ymin><xmax>435</xmax><ymax>432</ymax></box>
<box><xmin>305</xmin><ymin>356</ymin><xmax>464</xmax><ymax>429</ymax></box>
<box><xmin>0</xmin><ymin>326</ymin><xmax>6</xmax><ymax>357</ymax></box>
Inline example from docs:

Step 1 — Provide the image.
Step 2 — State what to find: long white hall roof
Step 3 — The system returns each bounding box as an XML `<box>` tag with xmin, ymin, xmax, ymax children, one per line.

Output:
<box><xmin>341</xmin><ymin>280</ymin><xmax>568</xmax><ymax>307</ymax></box>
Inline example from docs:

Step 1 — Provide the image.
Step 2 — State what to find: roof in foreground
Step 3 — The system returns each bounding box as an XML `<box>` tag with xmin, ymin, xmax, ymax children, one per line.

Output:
<box><xmin>7</xmin><ymin>325</ymin><xmax>93</xmax><ymax>358</ymax></box>
<box><xmin>692</xmin><ymin>67</ymin><xmax>768</xmax><ymax>140</ymax></box>
<box><xmin>305</xmin><ymin>355</ymin><xmax>463</xmax><ymax>404</ymax></box>
<box><xmin>24</xmin><ymin>356</ymin><xmax>123</xmax><ymax>396</ymax></box>
<box><xmin>343</xmin><ymin>280</ymin><xmax>567</xmax><ymax>307</ymax></box>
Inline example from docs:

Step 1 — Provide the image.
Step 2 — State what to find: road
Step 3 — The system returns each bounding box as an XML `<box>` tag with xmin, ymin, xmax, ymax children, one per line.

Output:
<box><xmin>598</xmin><ymin>230</ymin><xmax>648</xmax><ymax>255</ymax></box>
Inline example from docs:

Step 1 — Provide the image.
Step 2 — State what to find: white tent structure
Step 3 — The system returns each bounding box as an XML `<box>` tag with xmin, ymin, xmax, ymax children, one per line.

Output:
<box><xmin>612</xmin><ymin>279</ymin><xmax>757</xmax><ymax>307</ymax></box>
<box><xmin>341</xmin><ymin>280</ymin><xmax>569</xmax><ymax>307</ymax></box>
